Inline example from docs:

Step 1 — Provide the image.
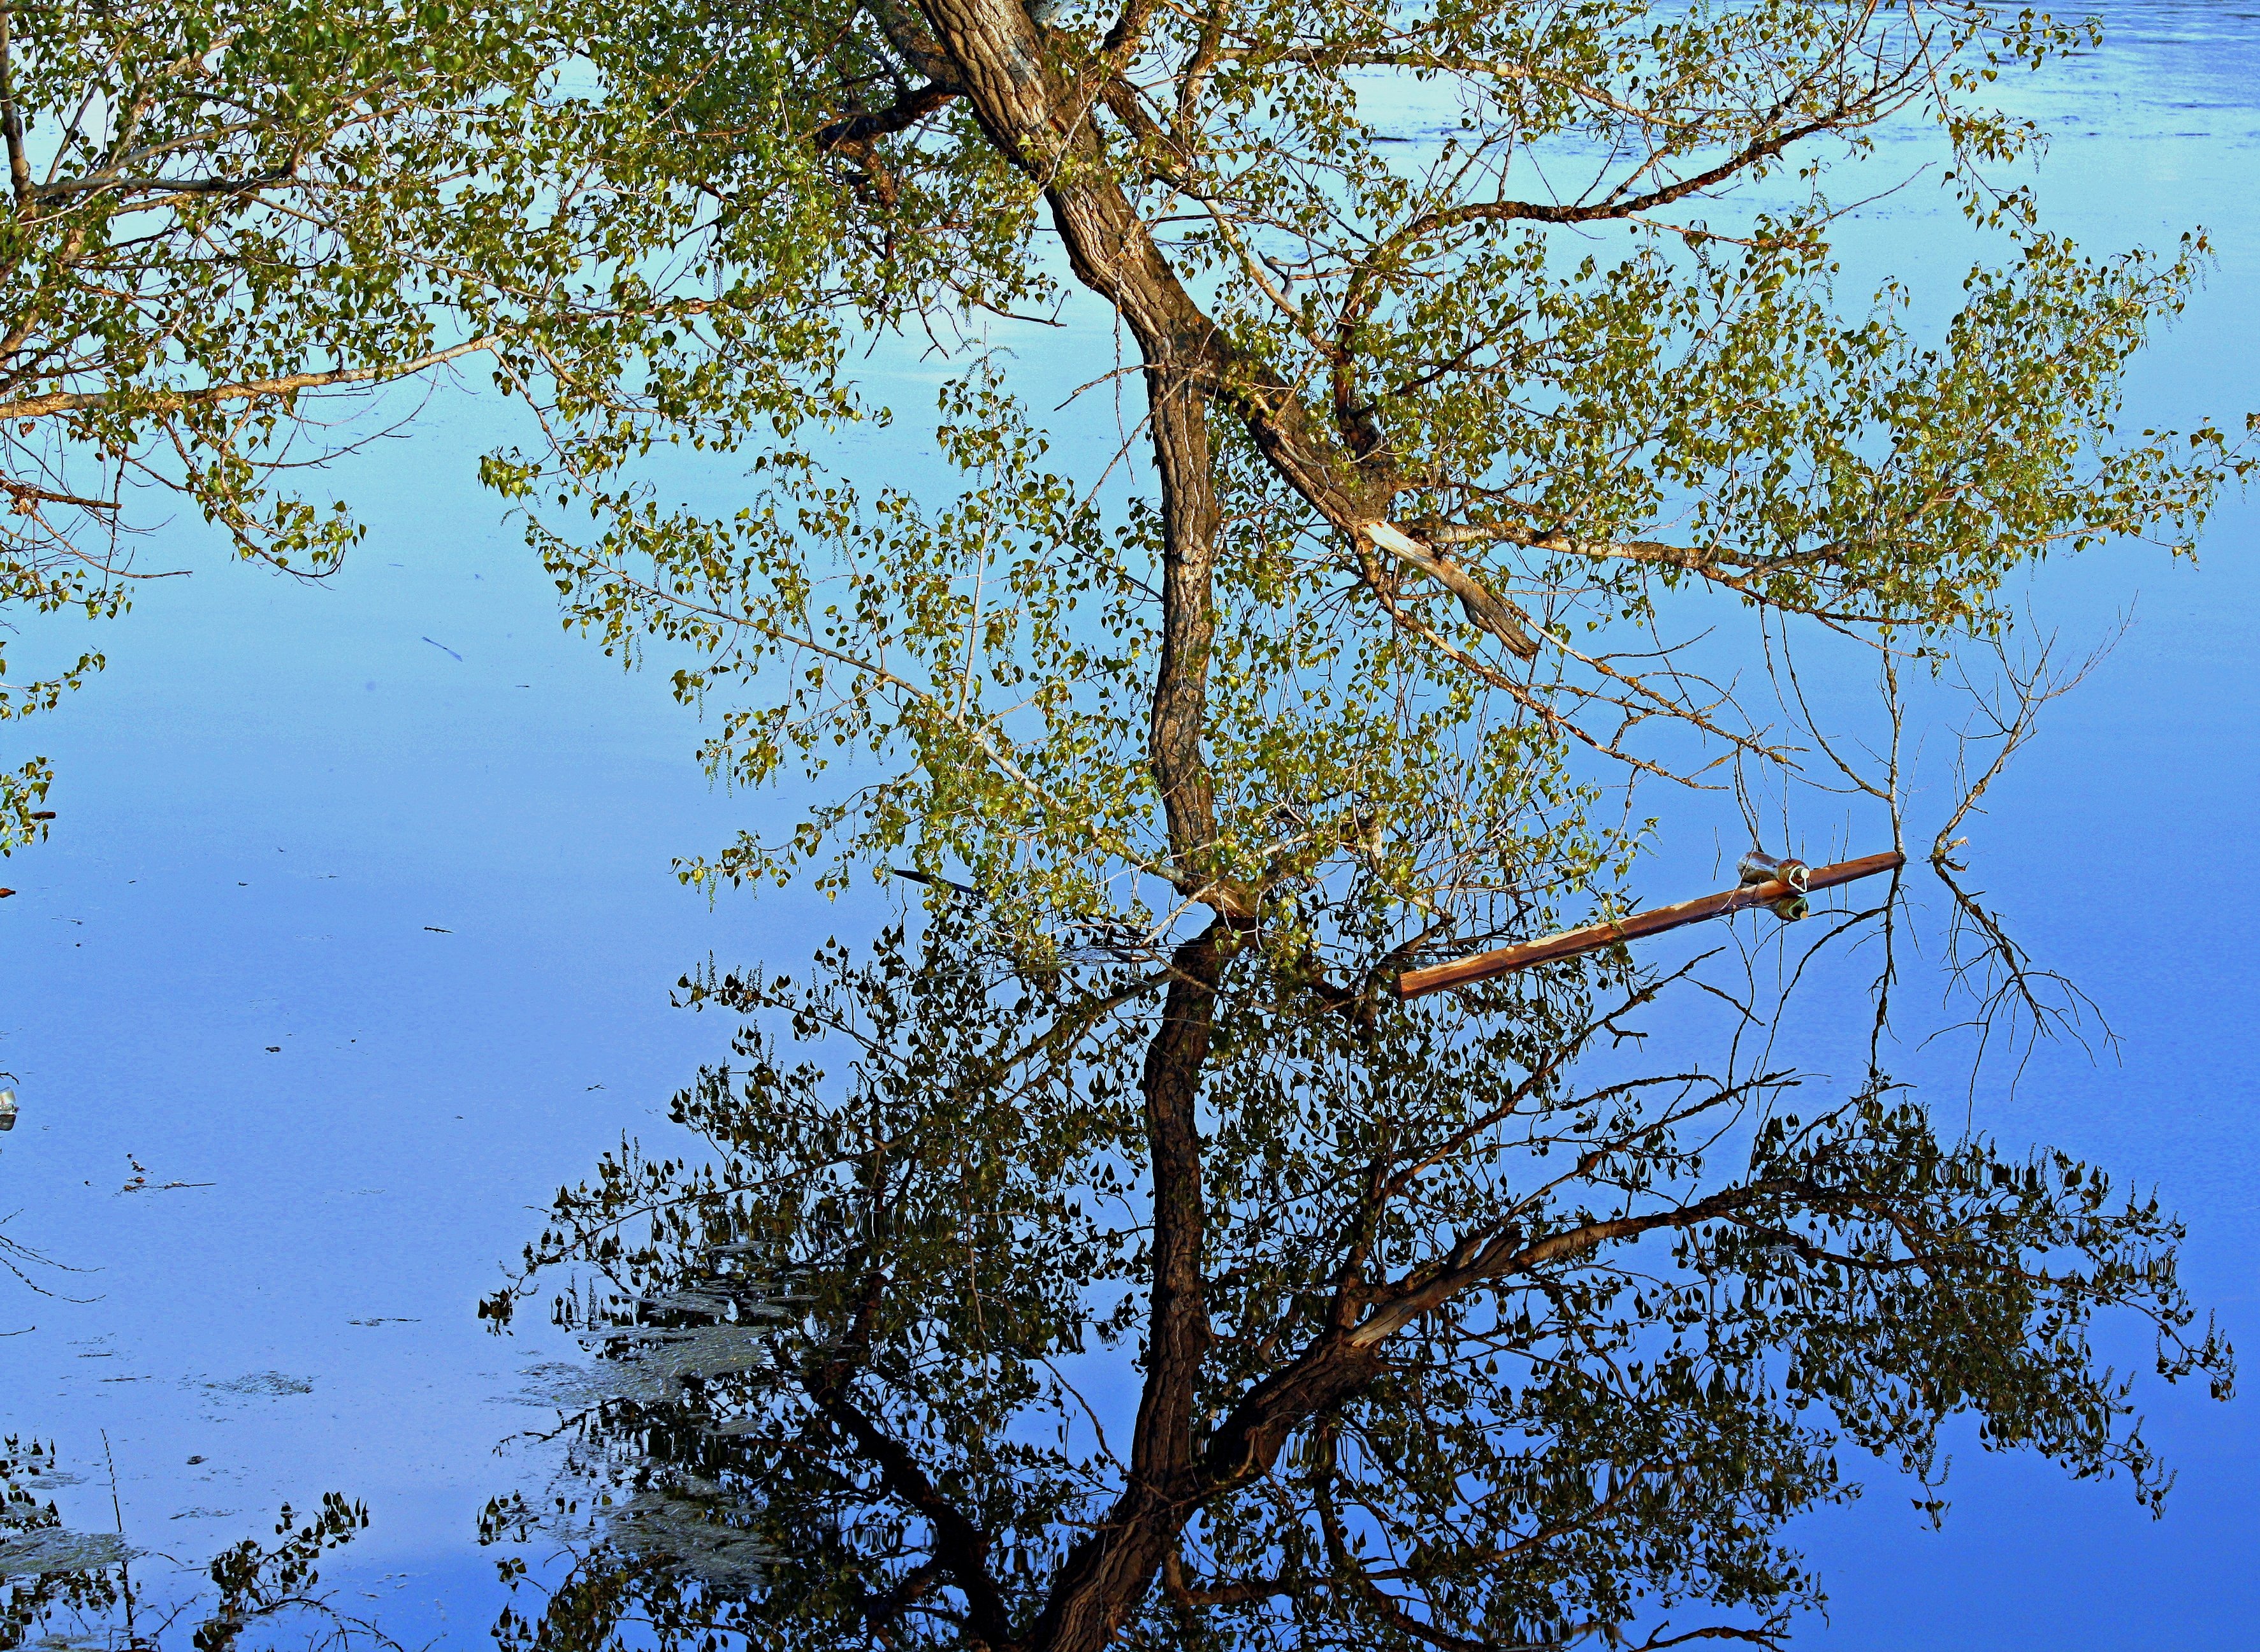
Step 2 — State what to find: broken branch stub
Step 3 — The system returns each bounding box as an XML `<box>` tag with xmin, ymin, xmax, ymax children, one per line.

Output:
<box><xmin>1393</xmin><ymin>850</ymin><xmax>1905</xmax><ymax>998</ymax></box>
<box><xmin>1363</xmin><ymin>520</ymin><xmax>1541</xmax><ymax>660</ymax></box>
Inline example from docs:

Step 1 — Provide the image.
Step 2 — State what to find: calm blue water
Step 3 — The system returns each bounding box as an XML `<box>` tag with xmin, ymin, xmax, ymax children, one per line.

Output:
<box><xmin>3</xmin><ymin>6</ymin><xmax>2257</xmax><ymax>1644</ymax></box>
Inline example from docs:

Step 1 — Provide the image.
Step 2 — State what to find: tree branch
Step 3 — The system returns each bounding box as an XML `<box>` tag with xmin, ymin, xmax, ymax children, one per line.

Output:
<box><xmin>0</xmin><ymin>335</ymin><xmax>507</xmax><ymax>421</ymax></box>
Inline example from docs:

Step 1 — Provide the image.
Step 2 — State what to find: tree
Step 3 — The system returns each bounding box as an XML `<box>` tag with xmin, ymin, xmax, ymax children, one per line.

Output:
<box><xmin>507</xmin><ymin>0</ymin><xmax>2246</xmax><ymax>929</ymax></box>
<box><xmin>0</xmin><ymin>0</ymin><xmax>828</xmax><ymax>859</ymax></box>
<box><xmin>3</xmin><ymin>1435</ymin><xmax>385</xmax><ymax>1652</ymax></box>
<box><xmin>454</xmin><ymin>0</ymin><xmax>2254</xmax><ymax>1648</ymax></box>
<box><xmin>483</xmin><ymin>914</ymin><xmax>2226</xmax><ymax>1651</ymax></box>
<box><xmin>4</xmin><ymin>0</ymin><xmax>2236</xmax><ymax>1644</ymax></box>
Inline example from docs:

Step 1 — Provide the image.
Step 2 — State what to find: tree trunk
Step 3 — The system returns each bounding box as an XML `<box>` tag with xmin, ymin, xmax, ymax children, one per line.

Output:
<box><xmin>908</xmin><ymin>6</ymin><xmax>1367</xmax><ymax>1642</ymax></box>
<box><xmin>1022</xmin><ymin>920</ymin><xmax>1223</xmax><ymax>1651</ymax></box>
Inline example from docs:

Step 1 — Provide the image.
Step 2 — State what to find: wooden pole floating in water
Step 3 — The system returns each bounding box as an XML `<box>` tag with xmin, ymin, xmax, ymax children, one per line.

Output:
<box><xmin>1393</xmin><ymin>850</ymin><xmax>1906</xmax><ymax>999</ymax></box>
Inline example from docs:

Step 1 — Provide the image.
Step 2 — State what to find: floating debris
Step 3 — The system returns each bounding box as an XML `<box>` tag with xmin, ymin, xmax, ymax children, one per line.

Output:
<box><xmin>504</xmin><ymin>1243</ymin><xmax>804</xmax><ymax>1587</ymax></box>
<box><xmin>118</xmin><ymin>1153</ymin><xmax>213</xmax><ymax>1194</ymax></box>
<box><xmin>0</xmin><ymin>1528</ymin><xmax>135</xmax><ymax>1579</ymax></box>
<box><xmin>206</xmin><ymin>1371</ymin><xmax>314</xmax><ymax>1396</ymax></box>
<box><xmin>605</xmin><ymin>1478</ymin><xmax>775</xmax><ymax>1588</ymax></box>
<box><xmin>0</xmin><ymin>1089</ymin><xmax>15</xmax><ymax>1131</ymax></box>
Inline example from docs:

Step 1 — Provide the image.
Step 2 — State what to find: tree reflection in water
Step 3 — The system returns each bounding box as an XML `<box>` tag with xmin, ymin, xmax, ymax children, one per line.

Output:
<box><xmin>2</xmin><ymin>1437</ymin><xmax>386</xmax><ymax>1652</ymax></box>
<box><xmin>477</xmin><ymin>910</ymin><xmax>2229</xmax><ymax>1652</ymax></box>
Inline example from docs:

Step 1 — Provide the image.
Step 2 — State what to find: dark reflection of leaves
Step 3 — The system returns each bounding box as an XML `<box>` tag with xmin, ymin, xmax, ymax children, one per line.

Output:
<box><xmin>481</xmin><ymin>1238</ymin><xmax>802</xmax><ymax>1630</ymax></box>
<box><xmin>3</xmin><ymin>1438</ymin><xmax>391</xmax><ymax>1652</ymax></box>
<box><xmin>479</xmin><ymin>911</ymin><xmax>2230</xmax><ymax>1652</ymax></box>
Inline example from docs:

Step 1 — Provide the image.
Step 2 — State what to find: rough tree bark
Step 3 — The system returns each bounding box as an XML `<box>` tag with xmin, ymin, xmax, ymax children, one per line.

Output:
<box><xmin>908</xmin><ymin>0</ymin><xmax>1537</xmax><ymax>699</ymax></box>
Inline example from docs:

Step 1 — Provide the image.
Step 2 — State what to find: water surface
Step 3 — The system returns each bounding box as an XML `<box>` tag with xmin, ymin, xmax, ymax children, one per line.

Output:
<box><xmin>4</xmin><ymin>6</ymin><xmax>2259</xmax><ymax>1644</ymax></box>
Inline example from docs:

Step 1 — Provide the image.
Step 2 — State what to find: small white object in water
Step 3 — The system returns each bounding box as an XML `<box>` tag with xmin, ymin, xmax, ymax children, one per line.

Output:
<box><xmin>0</xmin><ymin>1088</ymin><xmax>15</xmax><ymax>1131</ymax></box>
